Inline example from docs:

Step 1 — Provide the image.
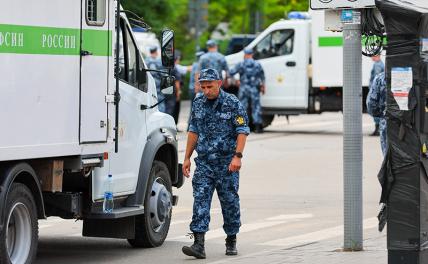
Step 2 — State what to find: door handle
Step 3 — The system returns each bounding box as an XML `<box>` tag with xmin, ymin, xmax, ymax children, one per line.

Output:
<box><xmin>81</xmin><ymin>50</ymin><xmax>93</xmax><ymax>56</ymax></box>
<box><xmin>286</xmin><ymin>61</ymin><xmax>296</xmax><ymax>67</ymax></box>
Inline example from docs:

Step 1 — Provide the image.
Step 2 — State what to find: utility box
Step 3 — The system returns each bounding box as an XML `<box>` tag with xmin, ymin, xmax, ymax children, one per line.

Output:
<box><xmin>376</xmin><ymin>0</ymin><xmax>428</xmax><ymax>263</ymax></box>
<box><xmin>311</xmin><ymin>0</ymin><xmax>375</xmax><ymax>10</ymax></box>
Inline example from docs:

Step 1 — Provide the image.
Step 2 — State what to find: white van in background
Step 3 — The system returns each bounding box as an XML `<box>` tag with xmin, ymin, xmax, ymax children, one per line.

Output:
<box><xmin>226</xmin><ymin>11</ymin><xmax>376</xmax><ymax>127</ymax></box>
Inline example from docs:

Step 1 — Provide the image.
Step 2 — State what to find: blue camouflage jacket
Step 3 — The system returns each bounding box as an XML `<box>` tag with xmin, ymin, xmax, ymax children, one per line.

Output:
<box><xmin>367</xmin><ymin>72</ymin><xmax>387</xmax><ymax>118</ymax></box>
<box><xmin>146</xmin><ymin>57</ymin><xmax>163</xmax><ymax>89</ymax></box>
<box><xmin>230</xmin><ymin>58</ymin><xmax>265</xmax><ymax>88</ymax></box>
<box><xmin>370</xmin><ymin>60</ymin><xmax>385</xmax><ymax>87</ymax></box>
<box><xmin>198</xmin><ymin>52</ymin><xmax>229</xmax><ymax>77</ymax></box>
<box><xmin>189</xmin><ymin>90</ymin><xmax>250</xmax><ymax>161</ymax></box>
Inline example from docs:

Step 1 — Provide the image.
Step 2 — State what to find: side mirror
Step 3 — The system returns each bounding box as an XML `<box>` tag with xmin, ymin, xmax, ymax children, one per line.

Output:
<box><xmin>160</xmin><ymin>75</ymin><xmax>175</xmax><ymax>95</ymax></box>
<box><xmin>161</xmin><ymin>29</ymin><xmax>175</xmax><ymax>69</ymax></box>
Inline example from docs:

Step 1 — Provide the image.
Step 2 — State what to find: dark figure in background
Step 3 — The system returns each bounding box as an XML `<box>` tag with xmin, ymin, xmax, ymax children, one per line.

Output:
<box><xmin>172</xmin><ymin>61</ymin><xmax>182</xmax><ymax>126</ymax></box>
<box><xmin>369</xmin><ymin>55</ymin><xmax>385</xmax><ymax>136</ymax></box>
<box><xmin>146</xmin><ymin>46</ymin><xmax>165</xmax><ymax>112</ymax></box>
<box><xmin>182</xmin><ymin>69</ymin><xmax>249</xmax><ymax>259</ymax></box>
<box><xmin>230</xmin><ymin>48</ymin><xmax>266</xmax><ymax>133</ymax></box>
<box><xmin>164</xmin><ymin>53</ymin><xmax>183</xmax><ymax>124</ymax></box>
<box><xmin>188</xmin><ymin>51</ymin><xmax>205</xmax><ymax>130</ymax></box>
<box><xmin>367</xmin><ymin>72</ymin><xmax>387</xmax><ymax>156</ymax></box>
<box><xmin>197</xmin><ymin>40</ymin><xmax>234</xmax><ymax>95</ymax></box>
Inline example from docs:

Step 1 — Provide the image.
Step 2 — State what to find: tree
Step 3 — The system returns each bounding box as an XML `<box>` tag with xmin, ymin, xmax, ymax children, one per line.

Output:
<box><xmin>122</xmin><ymin>0</ymin><xmax>309</xmax><ymax>62</ymax></box>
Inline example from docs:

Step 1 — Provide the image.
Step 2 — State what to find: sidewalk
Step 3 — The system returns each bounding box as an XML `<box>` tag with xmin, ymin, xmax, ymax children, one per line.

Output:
<box><xmin>209</xmin><ymin>228</ymin><xmax>386</xmax><ymax>264</ymax></box>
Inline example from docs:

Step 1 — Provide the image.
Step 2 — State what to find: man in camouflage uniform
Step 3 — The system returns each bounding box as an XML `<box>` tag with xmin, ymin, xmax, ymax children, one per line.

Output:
<box><xmin>187</xmin><ymin>51</ymin><xmax>205</xmax><ymax>130</ymax></box>
<box><xmin>197</xmin><ymin>40</ymin><xmax>232</xmax><ymax>94</ymax></box>
<box><xmin>369</xmin><ymin>55</ymin><xmax>385</xmax><ymax>136</ymax></box>
<box><xmin>367</xmin><ymin>72</ymin><xmax>387</xmax><ymax>156</ymax></box>
<box><xmin>146</xmin><ymin>46</ymin><xmax>165</xmax><ymax>112</ymax></box>
<box><xmin>182</xmin><ymin>68</ymin><xmax>250</xmax><ymax>259</ymax></box>
<box><xmin>230</xmin><ymin>48</ymin><xmax>266</xmax><ymax>133</ymax></box>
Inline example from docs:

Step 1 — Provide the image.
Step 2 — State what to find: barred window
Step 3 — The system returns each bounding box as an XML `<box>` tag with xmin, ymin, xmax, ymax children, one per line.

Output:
<box><xmin>87</xmin><ymin>0</ymin><xmax>106</xmax><ymax>26</ymax></box>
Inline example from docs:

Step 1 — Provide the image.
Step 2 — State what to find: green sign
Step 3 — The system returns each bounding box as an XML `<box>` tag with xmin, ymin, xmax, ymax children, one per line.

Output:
<box><xmin>0</xmin><ymin>24</ymin><xmax>111</xmax><ymax>56</ymax></box>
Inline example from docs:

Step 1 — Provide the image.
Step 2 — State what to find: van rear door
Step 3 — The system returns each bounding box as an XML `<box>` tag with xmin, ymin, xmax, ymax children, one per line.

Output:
<box><xmin>80</xmin><ymin>0</ymin><xmax>111</xmax><ymax>143</ymax></box>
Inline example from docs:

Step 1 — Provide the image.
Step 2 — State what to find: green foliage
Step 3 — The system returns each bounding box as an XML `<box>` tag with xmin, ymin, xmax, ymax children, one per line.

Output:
<box><xmin>122</xmin><ymin>0</ymin><xmax>309</xmax><ymax>62</ymax></box>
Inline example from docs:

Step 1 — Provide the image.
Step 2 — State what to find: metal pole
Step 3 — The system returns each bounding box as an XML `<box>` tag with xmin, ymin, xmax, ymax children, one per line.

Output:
<box><xmin>342</xmin><ymin>12</ymin><xmax>363</xmax><ymax>251</ymax></box>
<box><xmin>114</xmin><ymin>0</ymin><xmax>121</xmax><ymax>153</ymax></box>
<box><xmin>194</xmin><ymin>0</ymin><xmax>200</xmax><ymax>52</ymax></box>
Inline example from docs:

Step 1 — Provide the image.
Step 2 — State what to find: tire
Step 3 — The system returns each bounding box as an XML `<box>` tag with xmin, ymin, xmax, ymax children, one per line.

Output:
<box><xmin>128</xmin><ymin>161</ymin><xmax>172</xmax><ymax>248</ymax></box>
<box><xmin>262</xmin><ymin>114</ymin><xmax>274</xmax><ymax>128</ymax></box>
<box><xmin>0</xmin><ymin>183</ymin><xmax>38</xmax><ymax>264</ymax></box>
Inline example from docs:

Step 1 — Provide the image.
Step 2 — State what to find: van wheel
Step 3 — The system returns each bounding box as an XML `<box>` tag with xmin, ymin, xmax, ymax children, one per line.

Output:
<box><xmin>128</xmin><ymin>161</ymin><xmax>172</xmax><ymax>248</ymax></box>
<box><xmin>262</xmin><ymin>114</ymin><xmax>274</xmax><ymax>128</ymax></box>
<box><xmin>0</xmin><ymin>183</ymin><xmax>38</xmax><ymax>264</ymax></box>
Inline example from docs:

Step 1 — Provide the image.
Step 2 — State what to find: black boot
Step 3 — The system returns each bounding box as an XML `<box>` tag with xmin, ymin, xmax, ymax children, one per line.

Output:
<box><xmin>225</xmin><ymin>235</ymin><xmax>238</xmax><ymax>256</ymax></box>
<box><xmin>254</xmin><ymin>124</ymin><xmax>263</xmax><ymax>134</ymax></box>
<box><xmin>182</xmin><ymin>233</ymin><xmax>206</xmax><ymax>259</ymax></box>
<box><xmin>371</xmin><ymin>124</ymin><xmax>380</xmax><ymax>136</ymax></box>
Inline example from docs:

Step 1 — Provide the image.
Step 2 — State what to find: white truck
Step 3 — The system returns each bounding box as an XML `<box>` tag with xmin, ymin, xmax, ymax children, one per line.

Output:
<box><xmin>0</xmin><ymin>1</ymin><xmax>183</xmax><ymax>263</ymax></box>
<box><xmin>226</xmin><ymin>11</ymin><xmax>376</xmax><ymax>127</ymax></box>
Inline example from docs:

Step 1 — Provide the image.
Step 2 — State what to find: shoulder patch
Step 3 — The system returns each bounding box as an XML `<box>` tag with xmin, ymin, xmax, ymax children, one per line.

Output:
<box><xmin>236</xmin><ymin>116</ymin><xmax>245</xmax><ymax>126</ymax></box>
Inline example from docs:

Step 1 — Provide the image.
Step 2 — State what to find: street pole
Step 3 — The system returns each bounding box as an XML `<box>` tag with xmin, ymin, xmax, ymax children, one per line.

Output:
<box><xmin>195</xmin><ymin>8</ymin><xmax>200</xmax><ymax>52</ymax></box>
<box><xmin>342</xmin><ymin>10</ymin><xmax>363</xmax><ymax>251</ymax></box>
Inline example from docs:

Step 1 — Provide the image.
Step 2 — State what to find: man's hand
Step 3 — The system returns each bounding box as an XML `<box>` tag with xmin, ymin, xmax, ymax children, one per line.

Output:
<box><xmin>228</xmin><ymin>156</ymin><xmax>242</xmax><ymax>172</ymax></box>
<box><xmin>260</xmin><ymin>84</ymin><xmax>266</xmax><ymax>95</ymax></box>
<box><xmin>183</xmin><ymin>158</ymin><xmax>191</xmax><ymax>178</ymax></box>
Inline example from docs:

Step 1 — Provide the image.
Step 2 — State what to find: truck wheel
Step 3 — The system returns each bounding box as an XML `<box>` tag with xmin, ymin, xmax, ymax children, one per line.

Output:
<box><xmin>128</xmin><ymin>161</ymin><xmax>172</xmax><ymax>248</ymax></box>
<box><xmin>262</xmin><ymin>114</ymin><xmax>274</xmax><ymax>128</ymax></box>
<box><xmin>0</xmin><ymin>183</ymin><xmax>38</xmax><ymax>264</ymax></box>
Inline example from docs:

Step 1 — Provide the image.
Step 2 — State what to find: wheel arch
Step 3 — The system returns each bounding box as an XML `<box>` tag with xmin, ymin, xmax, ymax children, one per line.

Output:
<box><xmin>126</xmin><ymin>129</ymin><xmax>178</xmax><ymax>207</ymax></box>
<box><xmin>0</xmin><ymin>162</ymin><xmax>45</xmax><ymax>231</ymax></box>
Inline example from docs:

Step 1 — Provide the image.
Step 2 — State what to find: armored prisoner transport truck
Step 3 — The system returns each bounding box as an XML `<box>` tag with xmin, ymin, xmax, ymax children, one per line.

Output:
<box><xmin>0</xmin><ymin>1</ymin><xmax>183</xmax><ymax>263</ymax></box>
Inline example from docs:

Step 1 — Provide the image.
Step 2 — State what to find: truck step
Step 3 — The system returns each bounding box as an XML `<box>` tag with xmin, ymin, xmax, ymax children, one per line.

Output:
<box><xmin>86</xmin><ymin>206</ymin><xmax>144</xmax><ymax>219</ymax></box>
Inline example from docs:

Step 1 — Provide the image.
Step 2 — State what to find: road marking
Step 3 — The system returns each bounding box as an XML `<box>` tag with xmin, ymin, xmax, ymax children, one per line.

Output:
<box><xmin>207</xmin><ymin>217</ymin><xmax>379</xmax><ymax>264</ymax></box>
<box><xmin>272</xmin><ymin>120</ymin><xmax>340</xmax><ymax>128</ymax></box>
<box><xmin>265</xmin><ymin>213</ymin><xmax>313</xmax><ymax>221</ymax></box>
<box><xmin>168</xmin><ymin>220</ymin><xmax>287</xmax><ymax>242</ymax></box>
<box><xmin>167</xmin><ymin>213</ymin><xmax>308</xmax><ymax>243</ymax></box>
<box><xmin>261</xmin><ymin>217</ymin><xmax>378</xmax><ymax>246</ymax></box>
<box><xmin>39</xmin><ymin>217</ymin><xmax>68</xmax><ymax>229</ymax></box>
<box><xmin>170</xmin><ymin>209</ymin><xmax>222</xmax><ymax>226</ymax></box>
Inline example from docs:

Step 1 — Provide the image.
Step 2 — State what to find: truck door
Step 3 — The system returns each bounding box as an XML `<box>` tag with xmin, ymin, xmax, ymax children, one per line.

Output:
<box><xmin>93</xmin><ymin>17</ymin><xmax>150</xmax><ymax>199</ymax></box>
<box><xmin>253</xmin><ymin>28</ymin><xmax>301</xmax><ymax>109</ymax></box>
<box><xmin>80</xmin><ymin>0</ymin><xmax>110</xmax><ymax>143</ymax></box>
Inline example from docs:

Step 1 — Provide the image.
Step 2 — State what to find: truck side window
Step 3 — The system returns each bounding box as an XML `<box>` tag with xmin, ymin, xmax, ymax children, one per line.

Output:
<box><xmin>254</xmin><ymin>29</ymin><xmax>295</xmax><ymax>60</ymax></box>
<box><xmin>86</xmin><ymin>0</ymin><xmax>106</xmax><ymax>26</ymax></box>
<box><xmin>115</xmin><ymin>20</ymin><xmax>147</xmax><ymax>91</ymax></box>
<box><xmin>115</xmin><ymin>22</ymin><xmax>127</xmax><ymax>82</ymax></box>
<box><xmin>125</xmin><ymin>28</ymin><xmax>139</xmax><ymax>88</ymax></box>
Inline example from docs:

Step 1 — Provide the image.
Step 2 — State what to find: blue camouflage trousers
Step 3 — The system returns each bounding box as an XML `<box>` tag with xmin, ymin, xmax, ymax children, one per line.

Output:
<box><xmin>190</xmin><ymin>157</ymin><xmax>241</xmax><ymax>236</ymax></box>
<box><xmin>239</xmin><ymin>86</ymin><xmax>262</xmax><ymax>125</ymax></box>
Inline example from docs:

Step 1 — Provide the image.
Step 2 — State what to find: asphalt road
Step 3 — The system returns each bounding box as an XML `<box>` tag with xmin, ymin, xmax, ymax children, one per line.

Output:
<box><xmin>35</xmin><ymin>102</ymin><xmax>384</xmax><ymax>264</ymax></box>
